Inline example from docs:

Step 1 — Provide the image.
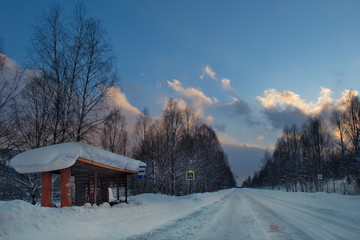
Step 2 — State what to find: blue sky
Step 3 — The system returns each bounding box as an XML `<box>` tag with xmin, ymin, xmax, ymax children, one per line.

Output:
<box><xmin>1</xmin><ymin>0</ymin><xmax>360</xmax><ymax>182</ymax></box>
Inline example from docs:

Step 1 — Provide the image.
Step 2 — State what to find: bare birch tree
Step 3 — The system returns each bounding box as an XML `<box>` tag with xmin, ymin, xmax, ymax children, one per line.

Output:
<box><xmin>8</xmin><ymin>3</ymin><xmax>119</xmax><ymax>203</ymax></box>
<box><xmin>101</xmin><ymin>108</ymin><xmax>128</xmax><ymax>155</ymax></box>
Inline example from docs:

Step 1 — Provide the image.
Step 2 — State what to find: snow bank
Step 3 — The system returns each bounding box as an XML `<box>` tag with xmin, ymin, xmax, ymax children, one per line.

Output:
<box><xmin>0</xmin><ymin>189</ymin><xmax>232</xmax><ymax>240</ymax></box>
<box><xmin>10</xmin><ymin>142</ymin><xmax>146</xmax><ymax>173</ymax></box>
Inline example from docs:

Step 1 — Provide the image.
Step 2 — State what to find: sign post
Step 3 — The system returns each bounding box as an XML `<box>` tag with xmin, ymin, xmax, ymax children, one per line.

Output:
<box><xmin>186</xmin><ymin>170</ymin><xmax>195</xmax><ymax>193</ymax></box>
<box><xmin>317</xmin><ymin>173</ymin><xmax>323</xmax><ymax>192</ymax></box>
<box><xmin>317</xmin><ymin>174</ymin><xmax>323</xmax><ymax>182</ymax></box>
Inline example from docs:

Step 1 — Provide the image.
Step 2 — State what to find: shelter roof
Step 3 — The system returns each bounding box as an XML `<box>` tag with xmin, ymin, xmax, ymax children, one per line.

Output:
<box><xmin>10</xmin><ymin>142</ymin><xmax>146</xmax><ymax>174</ymax></box>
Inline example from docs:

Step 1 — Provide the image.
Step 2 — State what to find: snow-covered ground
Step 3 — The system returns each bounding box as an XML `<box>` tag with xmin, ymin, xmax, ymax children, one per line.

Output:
<box><xmin>1</xmin><ymin>189</ymin><xmax>360</xmax><ymax>240</ymax></box>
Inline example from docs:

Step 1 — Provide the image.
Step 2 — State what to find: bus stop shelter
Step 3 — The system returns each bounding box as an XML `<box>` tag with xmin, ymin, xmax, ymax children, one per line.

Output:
<box><xmin>10</xmin><ymin>142</ymin><xmax>146</xmax><ymax>207</ymax></box>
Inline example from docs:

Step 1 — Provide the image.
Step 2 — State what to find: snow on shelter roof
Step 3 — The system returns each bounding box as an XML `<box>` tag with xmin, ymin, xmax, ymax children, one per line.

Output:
<box><xmin>10</xmin><ymin>142</ymin><xmax>146</xmax><ymax>174</ymax></box>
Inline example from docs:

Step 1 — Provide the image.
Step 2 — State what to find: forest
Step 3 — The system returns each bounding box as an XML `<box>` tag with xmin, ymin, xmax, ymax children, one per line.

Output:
<box><xmin>242</xmin><ymin>91</ymin><xmax>360</xmax><ymax>195</ymax></box>
<box><xmin>0</xmin><ymin>3</ymin><xmax>235</xmax><ymax>203</ymax></box>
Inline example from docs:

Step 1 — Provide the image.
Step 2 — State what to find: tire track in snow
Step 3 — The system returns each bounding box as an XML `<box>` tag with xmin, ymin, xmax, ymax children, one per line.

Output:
<box><xmin>244</xmin><ymin>193</ymin><xmax>320</xmax><ymax>240</ymax></box>
<box><xmin>128</xmin><ymin>192</ymin><xmax>232</xmax><ymax>240</ymax></box>
<box><xmin>130</xmin><ymin>190</ymin><xmax>277</xmax><ymax>240</ymax></box>
<box><xmin>245</xmin><ymin>191</ymin><xmax>360</xmax><ymax>240</ymax></box>
<box><xmin>242</xmin><ymin>194</ymin><xmax>273</xmax><ymax>240</ymax></box>
<box><xmin>251</xmin><ymin>191</ymin><xmax>360</xmax><ymax>235</ymax></box>
<box><xmin>199</xmin><ymin>189</ymin><xmax>273</xmax><ymax>240</ymax></box>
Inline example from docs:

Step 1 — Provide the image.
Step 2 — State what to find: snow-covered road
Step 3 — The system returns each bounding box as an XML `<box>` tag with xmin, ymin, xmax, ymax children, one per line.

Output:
<box><xmin>1</xmin><ymin>189</ymin><xmax>360</xmax><ymax>240</ymax></box>
<box><xmin>131</xmin><ymin>189</ymin><xmax>360</xmax><ymax>240</ymax></box>
<box><xmin>234</xmin><ymin>190</ymin><xmax>360</xmax><ymax>240</ymax></box>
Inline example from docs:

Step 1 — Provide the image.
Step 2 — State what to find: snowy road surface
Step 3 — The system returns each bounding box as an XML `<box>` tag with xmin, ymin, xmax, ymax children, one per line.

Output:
<box><xmin>131</xmin><ymin>189</ymin><xmax>360</xmax><ymax>240</ymax></box>
<box><xmin>1</xmin><ymin>189</ymin><xmax>360</xmax><ymax>240</ymax></box>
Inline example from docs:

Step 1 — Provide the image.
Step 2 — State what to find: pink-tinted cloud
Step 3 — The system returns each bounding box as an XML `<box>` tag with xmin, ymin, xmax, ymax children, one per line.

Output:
<box><xmin>167</xmin><ymin>79</ymin><xmax>214</xmax><ymax>116</ymax></box>
<box><xmin>106</xmin><ymin>87</ymin><xmax>141</xmax><ymax>133</ymax></box>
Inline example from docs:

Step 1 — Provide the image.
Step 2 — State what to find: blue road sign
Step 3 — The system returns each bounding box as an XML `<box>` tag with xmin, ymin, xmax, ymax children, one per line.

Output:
<box><xmin>186</xmin><ymin>171</ymin><xmax>195</xmax><ymax>180</ymax></box>
<box><xmin>138</xmin><ymin>165</ymin><xmax>146</xmax><ymax>179</ymax></box>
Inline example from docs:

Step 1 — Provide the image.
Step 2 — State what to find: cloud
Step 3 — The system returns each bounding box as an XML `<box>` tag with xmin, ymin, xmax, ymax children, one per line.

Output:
<box><xmin>263</xmin><ymin>107</ymin><xmax>308</xmax><ymax>129</ymax></box>
<box><xmin>217</xmin><ymin>132</ymin><xmax>268</xmax><ymax>184</ymax></box>
<box><xmin>256</xmin><ymin>136</ymin><xmax>265</xmax><ymax>142</ymax></box>
<box><xmin>200</xmin><ymin>65</ymin><xmax>238</xmax><ymax>94</ymax></box>
<box><xmin>257</xmin><ymin>87</ymin><xmax>359</xmax><ymax>129</ymax></box>
<box><xmin>215</xmin><ymin>131</ymin><xmax>270</xmax><ymax>184</ymax></box>
<box><xmin>0</xmin><ymin>54</ymin><xmax>36</xmax><ymax>89</ymax></box>
<box><xmin>257</xmin><ymin>87</ymin><xmax>334</xmax><ymax>116</ymax></box>
<box><xmin>167</xmin><ymin>79</ymin><xmax>258</xmax><ymax>145</ymax></box>
<box><xmin>217</xmin><ymin>131</ymin><xmax>268</xmax><ymax>150</ymax></box>
<box><xmin>212</xmin><ymin>97</ymin><xmax>219</xmax><ymax>103</ymax></box>
<box><xmin>221</xmin><ymin>78</ymin><xmax>236</xmax><ymax>92</ymax></box>
<box><xmin>107</xmin><ymin>87</ymin><xmax>141</xmax><ymax>115</ymax></box>
<box><xmin>167</xmin><ymin>79</ymin><xmax>253</xmax><ymax>125</ymax></box>
<box><xmin>200</xmin><ymin>65</ymin><xmax>217</xmax><ymax>81</ymax></box>
<box><xmin>167</xmin><ymin>79</ymin><xmax>214</xmax><ymax>116</ymax></box>
<box><xmin>336</xmin><ymin>89</ymin><xmax>359</xmax><ymax>111</ymax></box>
<box><xmin>0</xmin><ymin>53</ymin><xmax>17</xmax><ymax>70</ymax></box>
<box><xmin>204</xmin><ymin>115</ymin><xmax>214</xmax><ymax>125</ymax></box>
<box><xmin>106</xmin><ymin>87</ymin><xmax>142</xmax><ymax>133</ymax></box>
<box><xmin>223</xmin><ymin>97</ymin><xmax>251</xmax><ymax>116</ymax></box>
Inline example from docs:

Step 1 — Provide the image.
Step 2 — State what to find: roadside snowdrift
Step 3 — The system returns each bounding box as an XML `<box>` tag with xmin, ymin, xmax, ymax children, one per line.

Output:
<box><xmin>0</xmin><ymin>189</ymin><xmax>231</xmax><ymax>240</ymax></box>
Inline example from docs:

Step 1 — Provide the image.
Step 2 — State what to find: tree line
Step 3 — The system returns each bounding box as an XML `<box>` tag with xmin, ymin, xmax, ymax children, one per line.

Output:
<box><xmin>0</xmin><ymin>3</ymin><xmax>235</xmax><ymax>203</ymax></box>
<box><xmin>128</xmin><ymin>99</ymin><xmax>236</xmax><ymax>195</ymax></box>
<box><xmin>242</xmin><ymin>92</ymin><xmax>360</xmax><ymax>195</ymax></box>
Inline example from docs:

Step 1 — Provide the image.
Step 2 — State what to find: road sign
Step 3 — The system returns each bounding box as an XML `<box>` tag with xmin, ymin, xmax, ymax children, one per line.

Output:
<box><xmin>186</xmin><ymin>171</ymin><xmax>195</xmax><ymax>181</ymax></box>
<box><xmin>317</xmin><ymin>174</ymin><xmax>323</xmax><ymax>182</ymax></box>
<box><xmin>138</xmin><ymin>165</ymin><xmax>146</xmax><ymax>179</ymax></box>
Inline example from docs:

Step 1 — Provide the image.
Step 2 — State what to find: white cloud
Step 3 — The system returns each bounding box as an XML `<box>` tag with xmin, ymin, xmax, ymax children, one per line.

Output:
<box><xmin>167</xmin><ymin>79</ymin><xmax>214</xmax><ymax>116</ymax></box>
<box><xmin>258</xmin><ymin>87</ymin><xmax>359</xmax><ymax>117</ymax></box>
<box><xmin>221</xmin><ymin>78</ymin><xmax>236</xmax><ymax>92</ymax></box>
<box><xmin>200</xmin><ymin>65</ymin><xmax>217</xmax><ymax>81</ymax></box>
<box><xmin>257</xmin><ymin>87</ymin><xmax>360</xmax><ymax>132</ymax></box>
<box><xmin>257</xmin><ymin>87</ymin><xmax>339</xmax><ymax>116</ymax></box>
<box><xmin>199</xmin><ymin>65</ymin><xmax>239</xmax><ymax>94</ymax></box>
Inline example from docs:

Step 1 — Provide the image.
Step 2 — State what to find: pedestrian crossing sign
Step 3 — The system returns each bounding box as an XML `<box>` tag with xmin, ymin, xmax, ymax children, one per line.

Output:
<box><xmin>186</xmin><ymin>171</ymin><xmax>195</xmax><ymax>180</ymax></box>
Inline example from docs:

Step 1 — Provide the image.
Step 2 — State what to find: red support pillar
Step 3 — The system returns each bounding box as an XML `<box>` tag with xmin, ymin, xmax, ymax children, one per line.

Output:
<box><xmin>41</xmin><ymin>171</ymin><xmax>52</xmax><ymax>207</ymax></box>
<box><xmin>106</xmin><ymin>178</ymin><xmax>109</xmax><ymax>202</ymax></box>
<box><xmin>93</xmin><ymin>172</ymin><xmax>97</xmax><ymax>204</ymax></box>
<box><xmin>116</xmin><ymin>176</ymin><xmax>120</xmax><ymax>201</ymax></box>
<box><xmin>125</xmin><ymin>175</ymin><xmax>128</xmax><ymax>203</ymax></box>
<box><xmin>87</xmin><ymin>178</ymin><xmax>90</xmax><ymax>202</ymax></box>
<box><xmin>60</xmin><ymin>167</ymin><xmax>71</xmax><ymax>207</ymax></box>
